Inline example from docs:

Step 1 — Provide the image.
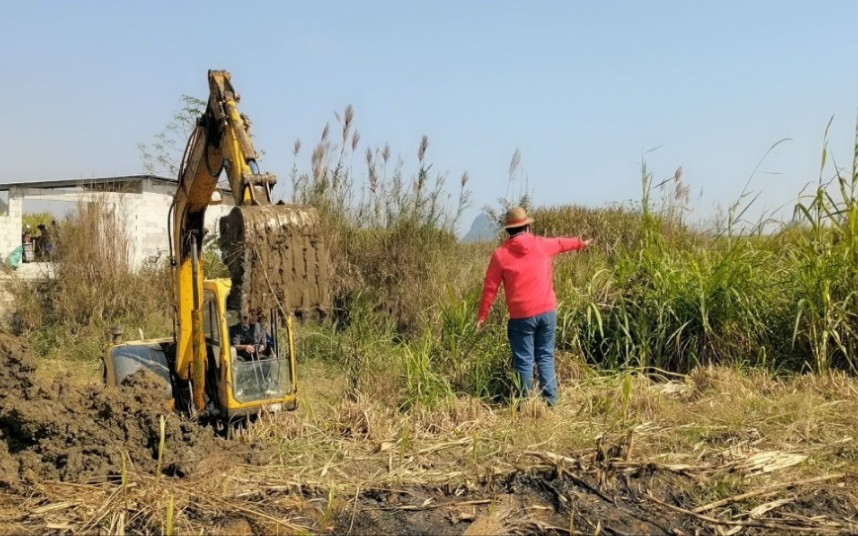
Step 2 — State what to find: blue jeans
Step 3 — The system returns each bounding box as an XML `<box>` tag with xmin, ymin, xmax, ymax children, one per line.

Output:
<box><xmin>507</xmin><ymin>310</ymin><xmax>558</xmax><ymax>405</ymax></box>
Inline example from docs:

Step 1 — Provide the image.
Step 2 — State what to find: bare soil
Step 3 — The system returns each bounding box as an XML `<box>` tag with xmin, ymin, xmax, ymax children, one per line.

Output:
<box><xmin>175</xmin><ymin>469</ymin><xmax>856</xmax><ymax>535</ymax></box>
<box><xmin>0</xmin><ymin>332</ymin><xmax>264</xmax><ymax>484</ymax></box>
<box><xmin>327</xmin><ymin>472</ymin><xmax>858</xmax><ymax>535</ymax></box>
<box><xmin>336</xmin><ymin>470</ymin><xmax>700</xmax><ymax>536</ymax></box>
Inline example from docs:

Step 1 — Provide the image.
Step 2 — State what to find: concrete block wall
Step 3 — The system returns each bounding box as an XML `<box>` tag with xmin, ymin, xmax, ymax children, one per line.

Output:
<box><xmin>0</xmin><ymin>194</ymin><xmax>23</xmax><ymax>263</ymax></box>
<box><xmin>0</xmin><ymin>264</ymin><xmax>55</xmax><ymax>325</ymax></box>
<box><xmin>130</xmin><ymin>180</ymin><xmax>234</xmax><ymax>268</ymax></box>
<box><xmin>133</xmin><ymin>181</ymin><xmax>172</xmax><ymax>267</ymax></box>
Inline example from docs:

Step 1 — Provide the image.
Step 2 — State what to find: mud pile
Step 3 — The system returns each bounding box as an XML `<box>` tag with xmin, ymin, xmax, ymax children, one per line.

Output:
<box><xmin>0</xmin><ymin>332</ymin><xmax>263</xmax><ymax>484</ymax></box>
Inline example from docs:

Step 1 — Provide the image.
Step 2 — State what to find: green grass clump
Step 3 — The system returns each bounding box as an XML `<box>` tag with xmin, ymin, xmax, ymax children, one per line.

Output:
<box><xmin>787</xmin><ymin>118</ymin><xmax>858</xmax><ymax>372</ymax></box>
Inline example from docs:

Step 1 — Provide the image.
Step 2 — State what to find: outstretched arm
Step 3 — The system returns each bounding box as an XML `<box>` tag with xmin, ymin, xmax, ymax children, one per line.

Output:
<box><xmin>477</xmin><ymin>253</ymin><xmax>503</xmax><ymax>324</ymax></box>
<box><xmin>541</xmin><ymin>236</ymin><xmax>591</xmax><ymax>256</ymax></box>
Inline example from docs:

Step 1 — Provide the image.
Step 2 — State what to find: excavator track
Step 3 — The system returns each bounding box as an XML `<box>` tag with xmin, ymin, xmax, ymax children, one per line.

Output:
<box><xmin>219</xmin><ymin>204</ymin><xmax>331</xmax><ymax>319</ymax></box>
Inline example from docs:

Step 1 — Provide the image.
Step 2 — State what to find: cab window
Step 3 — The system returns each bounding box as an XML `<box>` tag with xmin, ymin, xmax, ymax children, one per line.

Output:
<box><xmin>202</xmin><ymin>292</ymin><xmax>220</xmax><ymax>345</ymax></box>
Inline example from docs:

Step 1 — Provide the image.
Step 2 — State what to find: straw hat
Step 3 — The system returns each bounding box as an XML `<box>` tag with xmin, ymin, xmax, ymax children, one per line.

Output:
<box><xmin>502</xmin><ymin>206</ymin><xmax>533</xmax><ymax>229</ymax></box>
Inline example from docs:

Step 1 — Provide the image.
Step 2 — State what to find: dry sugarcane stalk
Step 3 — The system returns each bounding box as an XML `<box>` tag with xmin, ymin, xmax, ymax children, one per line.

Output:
<box><xmin>645</xmin><ymin>492</ymin><xmax>845</xmax><ymax>534</ymax></box>
<box><xmin>172</xmin><ymin>482</ymin><xmax>310</xmax><ymax>533</ymax></box>
<box><xmin>693</xmin><ymin>473</ymin><xmax>844</xmax><ymax>514</ymax></box>
<box><xmin>347</xmin><ymin>484</ymin><xmax>360</xmax><ymax>535</ymax></box>
<box><xmin>745</xmin><ymin>497</ymin><xmax>795</xmax><ymax>519</ymax></box>
<box><xmin>373</xmin><ymin>498</ymin><xmax>494</xmax><ymax>512</ymax></box>
<box><xmin>734</xmin><ymin>452</ymin><xmax>808</xmax><ymax>476</ymax></box>
<box><xmin>523</xmin><ymin>451</ymin><xmax>618</xmax><ymax>503</ymax></box>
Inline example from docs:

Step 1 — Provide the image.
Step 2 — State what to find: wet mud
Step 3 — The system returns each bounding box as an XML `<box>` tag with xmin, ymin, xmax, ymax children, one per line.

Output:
<box><xmin>219</xmin><ymin>205</ymin><xmax>331</xmax><ymax>319</ymax></box>
<box><xmin>0</xmin><ymin>332</ymin><xmax>263</xmax><ymax>484</ymax></box>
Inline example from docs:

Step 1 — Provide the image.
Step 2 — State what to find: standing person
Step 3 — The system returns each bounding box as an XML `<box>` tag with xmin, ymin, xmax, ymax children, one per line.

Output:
<box><xmin>50</xmin><ymin>220</ymin><xmax>59</xmax><ymax>257</ymax></box>
<box><xmin>22</xmin><ymin>226</ymin><xmax>32</xmax><ymax>263</ymax></box>
<box><xmin>477</xmin><ymin>207</ymin><xmax>592</xmax><ymax>406</ymax></box>
<box><xmin>35</xmin><ymin>224</ymin><xmax>50</xmax><ymax>259</ymax></box>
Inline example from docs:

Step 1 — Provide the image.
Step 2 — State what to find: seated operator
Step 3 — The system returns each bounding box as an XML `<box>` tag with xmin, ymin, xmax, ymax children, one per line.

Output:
<box><xmin>229</xmin><ymin>314</ymin><xmax>266</xmax><ymax>361</ymax></box>
<box><xmin>230</xmin><ymin>312</ymin><xmax>269</xmax><ymax>361</ymax></box>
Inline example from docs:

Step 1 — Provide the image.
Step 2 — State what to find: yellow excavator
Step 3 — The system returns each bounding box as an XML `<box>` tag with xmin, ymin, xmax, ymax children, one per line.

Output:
<box><xmin>103</xmin><ymin>70</ymin><xmax>330</xmax><ymax>420</ymax></box>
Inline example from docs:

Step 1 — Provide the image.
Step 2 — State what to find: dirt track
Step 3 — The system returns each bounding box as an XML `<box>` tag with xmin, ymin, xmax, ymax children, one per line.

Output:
<box><xmin>0</xmin><ymin>332</ymin><xmax>262</xmax><ymax>484</ymax></box>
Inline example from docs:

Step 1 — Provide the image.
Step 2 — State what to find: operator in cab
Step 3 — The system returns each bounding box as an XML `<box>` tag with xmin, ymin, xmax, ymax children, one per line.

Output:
<box><xmin>229</xmin><ymin>310</ymin><xmax>279</xmax><ymax>398</ymax></box>
<box><xmin>230</xmin><ymin>311</ymin><xmax>272</xmax><ymax>361</ymax></box>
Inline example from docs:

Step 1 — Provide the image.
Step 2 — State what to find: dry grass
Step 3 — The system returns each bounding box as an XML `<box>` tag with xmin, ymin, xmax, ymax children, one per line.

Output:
<box><xmin>43</xmin><ymin>358</ymin><xmax>858</xmax><ymax>480</ymax></box>
<box><xmin>11</xmin><ymin>357</ymin><xmax>856</xmax><ymax>534</ymax></box>
<box><xmin>251</xmin><ymin>360</ymin><xmax>858</xmax><ymax>506</ymax></box>
<box><xmin>4</xmin><ymin>197</ymin><xmax>172</xmax><ymax>358</ymax></box>
<box><xmin>289</xmin><ymin>106</ymin><xmax>474</xmax><ymax>334</ymax></box>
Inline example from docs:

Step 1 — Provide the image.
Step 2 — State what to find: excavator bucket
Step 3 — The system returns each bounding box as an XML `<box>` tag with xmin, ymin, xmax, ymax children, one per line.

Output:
<box><xmin>218</xmin><ymin>204</ymin><xmax>331</xmax><ymax>319</ymax></box>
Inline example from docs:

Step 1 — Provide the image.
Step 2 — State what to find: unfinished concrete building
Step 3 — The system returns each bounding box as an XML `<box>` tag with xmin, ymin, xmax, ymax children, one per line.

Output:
<box><xmin>0</xmin><ymin>174</ymin><xmax>234</xmax><ymax>269</ymax></box>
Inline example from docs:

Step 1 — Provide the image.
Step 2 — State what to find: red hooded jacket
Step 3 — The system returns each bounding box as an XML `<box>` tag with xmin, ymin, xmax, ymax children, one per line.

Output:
<box><xmin>478</xmin><ymin>232</ymin><xmax>586</xmax><ymax>322</ymax></box>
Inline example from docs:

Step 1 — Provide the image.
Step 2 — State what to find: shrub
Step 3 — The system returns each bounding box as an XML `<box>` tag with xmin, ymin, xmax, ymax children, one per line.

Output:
<box><xmin>5</xmin><ymin>197</ymin><xmax>172</xmax><ymax>347</ymax></box>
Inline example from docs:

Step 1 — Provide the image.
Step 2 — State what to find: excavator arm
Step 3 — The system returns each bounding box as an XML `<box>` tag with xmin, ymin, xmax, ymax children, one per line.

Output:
<box><xmin>171</xmin><ymin>70</ymin><xmax>329</xmax><ymax>412</ymax></box>
<box><xmin>173</xmin><ymin>71</ymin><xmax>272</xmax><ymax>265</ymax></box>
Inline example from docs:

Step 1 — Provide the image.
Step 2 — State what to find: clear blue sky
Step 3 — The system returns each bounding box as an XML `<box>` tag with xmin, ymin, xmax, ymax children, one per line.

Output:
<box><xmin>3</xmin><ymin>1</ymin><xmax>857</xmax><ymax>229</ymax></box>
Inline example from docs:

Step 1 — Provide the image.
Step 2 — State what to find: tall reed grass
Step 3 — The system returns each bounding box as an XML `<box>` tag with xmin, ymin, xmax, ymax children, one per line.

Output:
<box><xmin>294</xmin><ymin>111</ymin><xmax>858</xmax><ymax>409</ymax></box>
<box><xmin>5</xmin><ymin>197</ymin><xmax>172</xmax><ymax>359</ymax></box>
<box><xmin>290</xmin><ymin>106</ymin><xmax>471</xmax><ymax>333</ymax></box>
<box><xmin>9</xmin><ymin>107</ymin><xmax>858</xmax><ymax>409</ymax></box>
<box><xmin>788</xmin><ymin>116</ymin><xmax>858</xmax><ymax>372</ymax></box>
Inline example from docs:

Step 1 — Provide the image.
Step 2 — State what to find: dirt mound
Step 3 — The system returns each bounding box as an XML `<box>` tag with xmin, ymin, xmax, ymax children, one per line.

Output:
<box><xmin>0</xmin><ymin>332</ymin><xmax>264</xmax><ymax>484</ymax></box>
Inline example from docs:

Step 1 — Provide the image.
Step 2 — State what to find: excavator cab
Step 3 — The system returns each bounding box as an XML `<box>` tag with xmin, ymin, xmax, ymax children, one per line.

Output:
<box><xmin>220</xmin><ymin>303</ymin><xmax>297</xmax><ymax>415</ymax></box>
<box><xmin>105</xmin><ymin>279</ymin><xmax>300</xmax><ymax>419</ymax></box>
<box><xmin>202</xmin><ymin>280</ymin><xmax>299</xmax><ymax>418</ymax></box>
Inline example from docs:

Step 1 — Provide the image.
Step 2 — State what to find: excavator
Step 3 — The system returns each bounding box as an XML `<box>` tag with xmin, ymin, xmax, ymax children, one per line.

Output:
<box><xmin>103</xmin><ymin>70</ymin><xmax>330</xmax><ymax>420</ymax></box>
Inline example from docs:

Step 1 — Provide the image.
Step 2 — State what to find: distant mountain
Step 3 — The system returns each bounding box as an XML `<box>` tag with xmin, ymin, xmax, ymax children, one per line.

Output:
<box><xmin>463</xmin><ymin>213</ymin><xmax>497</xmax><ymax>243</ymax></box>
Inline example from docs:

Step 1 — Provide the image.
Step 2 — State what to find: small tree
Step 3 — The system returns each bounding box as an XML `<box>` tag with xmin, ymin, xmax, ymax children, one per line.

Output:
<box><xmin>137</xmin><ymin>95</ymin><xmax>205</xmax><ymax>176</ymax></box>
